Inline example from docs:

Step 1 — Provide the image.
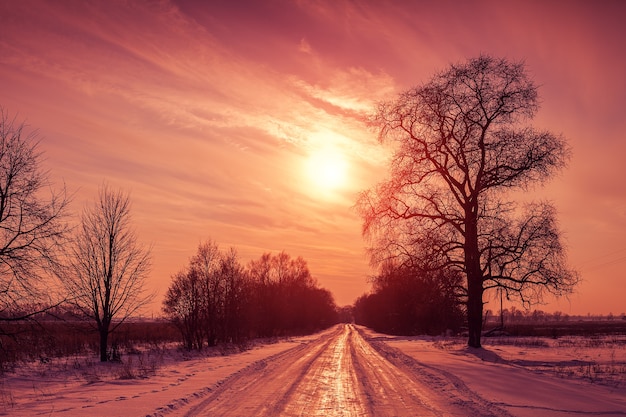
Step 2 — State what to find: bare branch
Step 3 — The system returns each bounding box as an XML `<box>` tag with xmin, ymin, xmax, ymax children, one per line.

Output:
<box><xmin>356</xmin><ymin>56</ymin><xmax>577</xmax><ymax>348</ymax></box>
<box><xmin>0</xmin><ymin>107</ymin><xmax>71</xmax><ymax>320</ymax></box>
<box><xmin>65</xmin><ymin>184</ymin><xmax>153</xmax><ymax>361</ymax></box>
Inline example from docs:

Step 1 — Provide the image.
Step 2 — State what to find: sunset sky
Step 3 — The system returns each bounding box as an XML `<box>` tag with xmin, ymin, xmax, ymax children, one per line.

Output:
<box><xmin>1</xmin><ymin>0</ymin><xmax>625</xmax><ymax>315</ymax></box>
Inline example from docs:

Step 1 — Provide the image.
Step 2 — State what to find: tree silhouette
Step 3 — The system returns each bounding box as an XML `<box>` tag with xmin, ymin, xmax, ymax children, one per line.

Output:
<box><xmin>162</xmin><ymin>268</ymin><xmax>205</xmax><ymax>350</ymax></box>
<box><xmin>354</xmin><ymin>262</ymin><xmax>464</xmax><ymax>335</ymax></box>
<box><xmin>164</xmin><ymin>245</ymin><xmax>338</xmax><ymax>349</ymax></box>
<box><xmin>66</xmin><ymin>185</ymin><xmax>153</xmax><ymax>361</ymax></box>
<box><xmin>357</xmin><ymin>56</ymin><xmax>579</xmax><ymax>347</ymax></box>
<box><xmin>0</xmin><ymin>108</ymin><xmax>70</xmax><ymax>320</ymax></box>
<box><xmin>246</xmin><ymin>251</ymin><xmax>327</xmax><ymax>336</ymax></box>
<box><xmin>163</xmin><ymin>241</ymin><xmax>249</xmax><ymax>348</ymax></box>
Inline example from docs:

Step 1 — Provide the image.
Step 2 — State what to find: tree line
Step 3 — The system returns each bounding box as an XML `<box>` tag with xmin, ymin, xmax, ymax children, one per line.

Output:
<box><xmin>163</xmin><ymin>244</ymin><xmax>338</xmax><ymax>350</ymax></box>
<box><xmin>354</xmin><ymin>261</ymin><xmax>465</xmax><ymax>335</ymax></box>
<box><xmin>0</xmin><ymin>107</ymin><xmax>335</xmax><ymax>363</ymax></box>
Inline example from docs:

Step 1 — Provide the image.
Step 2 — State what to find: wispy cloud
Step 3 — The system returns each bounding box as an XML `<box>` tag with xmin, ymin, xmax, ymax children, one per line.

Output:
<box><xmin>1</xmin><ymin>0</ymin><xmax>625</xmax><ymax>311</ymax></box>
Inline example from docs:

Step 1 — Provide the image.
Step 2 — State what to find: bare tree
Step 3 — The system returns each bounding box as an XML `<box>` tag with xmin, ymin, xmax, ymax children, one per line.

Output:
<box><xmin>218</xmin><ymin>248</ymin><xmax>247</xmax><ymax>343</ymax></box>
<box><xmin>66</xmin><ymin>185</ymin><xmax>152</xmax><ymax>361</ymax></box>
<box><xmin>246</xmin><ymin>251</ymin><xmax>325</xmax><ymax>335</ymax></box>
<box><xmin>0</xmin><ymin>107</ymin><xmax>70</xmax><ymax>320</ymax></box>
<box><xmin>163</xmin><ymin>268</ymin><xmax>205</xmax><ymax>350</ymax></box>
<box><xmin>357</xmin><ymin>56</ymin><xmax>579</xmax><ymax>347</ymax></box>
<box><xmin>162</xmin><ymin>241</ymin><xmax>248</xmax><ymax>349</ymax></box>
<box><xmin>193</xmin><ymin>240</ymin><xmax>224</xmax><ymax>347</ymax></box>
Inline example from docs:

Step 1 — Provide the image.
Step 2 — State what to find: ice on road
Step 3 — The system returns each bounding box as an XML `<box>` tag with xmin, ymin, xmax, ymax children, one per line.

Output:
<box><xmin>184</xmin><ymin>324</ymin><xmax>503</xmax><ymax>416</ymax></box>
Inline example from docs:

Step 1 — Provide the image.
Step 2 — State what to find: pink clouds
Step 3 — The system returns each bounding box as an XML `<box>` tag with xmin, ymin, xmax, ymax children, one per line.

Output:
<box><xmin>0</xmin><ymin>0</ymin><xmax>625</xmax><ymax>313</ymax></box>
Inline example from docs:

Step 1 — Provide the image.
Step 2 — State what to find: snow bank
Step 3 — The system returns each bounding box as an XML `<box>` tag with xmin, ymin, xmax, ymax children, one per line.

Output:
<box><xmin>362</xmin><ymin>329</ymin><xmax>626</xmax><ymax>417</ymax></box>
<box><xmin>0</xmin><ymin>334</ymin><xmax>322</xmax><ymax>416</ymax></box>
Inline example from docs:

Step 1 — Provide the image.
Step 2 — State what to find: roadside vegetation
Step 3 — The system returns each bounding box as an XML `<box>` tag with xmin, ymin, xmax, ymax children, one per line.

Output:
<box><xmin>0</xmin><ymin>317</ymin><xmax>177</xmax><ymax>373</ymax></box>
<box><xmin>357</xmin><ymin>55</ymin><xmax>578</xmax><ymax>347</ymax></box>
<box><xmin>1</xmin><ymin>243</ymin><xmax>340</xmax><ymax>372</ymax></box>
<box><xmin>162</xmin><ymin>243</ymin><xmax>339</xmax><ymax>350</ymax></box>
<box><xmin>0</xmin><ymin>107</ymin><xmax>338</xmax><ymax>371</ymax></box>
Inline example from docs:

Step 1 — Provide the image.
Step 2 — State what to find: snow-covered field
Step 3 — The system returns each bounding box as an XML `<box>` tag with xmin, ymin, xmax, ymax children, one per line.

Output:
<box><xmin>0</xmin><ymin>335</ymin><xmax>316</xmax><ymax>416</ymax></box>
<box><xmin>1</xmin><ymin>325</ymin><xmax>625</xmax><ymax>416</ymax></box>
<box><xmin>366</xmin><ymin>330</ymin><xmax>626</xmax><ymax>417</ymax></box>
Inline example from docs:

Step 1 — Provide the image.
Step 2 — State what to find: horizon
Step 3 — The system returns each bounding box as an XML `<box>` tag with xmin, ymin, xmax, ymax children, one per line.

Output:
<box><xmin>1</xmin><ymin>0</ymin><xmax>625</xmax><ymax>315</ymax></box>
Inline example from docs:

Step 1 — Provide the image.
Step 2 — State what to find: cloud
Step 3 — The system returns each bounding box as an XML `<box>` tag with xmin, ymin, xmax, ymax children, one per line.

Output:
<box><xmin>2</xmin><ymin>0</ymin><xmax>624</xmax><ymax>311</ymax></box>
<box><xmin>299</xmin><ymin>38</ymin><xmax>313</xmax><ymax>54</ymax></box>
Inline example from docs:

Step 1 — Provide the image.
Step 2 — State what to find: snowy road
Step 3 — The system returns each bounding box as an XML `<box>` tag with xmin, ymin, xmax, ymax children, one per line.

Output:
<box><xmin>5</xmin><ymin>323</ymin><xmax>626</xmax><ymax>416</ymax></box>
<box><xmin>184</xmin><ymin>324</ymin><xmax>506</xmax><ymax>417</ymax></box>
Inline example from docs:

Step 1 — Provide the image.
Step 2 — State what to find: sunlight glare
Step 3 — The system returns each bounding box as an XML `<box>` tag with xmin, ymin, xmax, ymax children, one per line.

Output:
<box><xmin>306</xmin><ymin>145</ymin><xmax>348</xmax><ymax>193</ymax></box>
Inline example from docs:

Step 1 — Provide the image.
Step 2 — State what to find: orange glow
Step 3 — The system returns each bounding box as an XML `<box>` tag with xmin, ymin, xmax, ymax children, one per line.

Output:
<box><xmin>0</xmin><ymin>0</ymin><xmax>625</xmax><ymax>315</ymax></box>
<box><xmin>306</xmin><ymin>146</ymin><xmax>348</xmax><ymax>193</ymax></box>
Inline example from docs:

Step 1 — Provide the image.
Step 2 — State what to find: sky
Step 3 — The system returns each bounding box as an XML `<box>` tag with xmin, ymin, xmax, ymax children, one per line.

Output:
<box><xmin>1</xmin><ymin>0</ymin><xmax>625</xmax><ymax>315</ymax></box>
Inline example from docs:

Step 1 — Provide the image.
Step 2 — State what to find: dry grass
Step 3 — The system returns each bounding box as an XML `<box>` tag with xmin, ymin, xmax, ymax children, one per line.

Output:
<box><xmin>483</xmin><ymin>334</ymin><xmax>626</xmax><ymax>388</ymax></box>
<box><xmin>0</xmin><ymin>320</ymin><xmax>179</xmax><ymax>373</ymax></box>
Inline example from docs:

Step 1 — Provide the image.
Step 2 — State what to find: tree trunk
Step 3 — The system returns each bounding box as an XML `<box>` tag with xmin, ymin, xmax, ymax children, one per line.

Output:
<box><xmin>99</xmin><ymin>326</ymin><xmax>109</xmax><ymax>362</ymax></box>
<box><xmin>465</xmin><ymin>210</ymin><xmax>484</xmax><ymax>348</ymax></box>
<box><xmin>467</xmin><ymin>276</ymin><xmax>483</xmax><ymax>348</ymax></box>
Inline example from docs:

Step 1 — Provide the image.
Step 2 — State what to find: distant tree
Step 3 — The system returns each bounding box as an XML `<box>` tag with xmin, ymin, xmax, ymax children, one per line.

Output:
<box><xmin>164</xmin><ymin>245</ymin><xmax>337</xmax><ymax>350</ymax></box>
<box><xmin>0</xmin><ymin>108</ymin><xmax>71</xmax><ymax>321</ymax></box>
<box><xmin>65</xmin><ymin>185</ymin><xmax>153</xmax><ymax>361</ymax></box>
<box><xmin>354</xmin><ymin>262</ymin><xmax>464</xmax><ymax>335</ymax></box>
<box><xmin>218</xmin><ymin>248</ymin><xmax>248</xmax><ymax>343</ymax></box>
<box><xmin>162</xmin><ymin>268</ymin><xmax>205</xmax><ymax>350</ymax></box>
<box><xmin>163</xmin><ymin>241</ymin><xmax>249</xmax><ymax>349</ymax></box>
<box><xmin>245</xmin><ymin>252</ymin><xmax>276</xmax><ymax>337</ymax></box>
<box><xmin>357</xmin><ymin>55</ymin><xmax>579</xmax><ymax>347</ymax></box>
<box><xmin>192</xmin><ymin>241</ymin><xmax>223</xmax><ymax>346</ymax></box>
<box><xmin>246</xmin><ymin>251</ymin><xmax>335</xmax><ymax>336</ymax></box>
<box><xmin>336</xmin><ymin>305</ymin><xmax>354</xmax><ymax>323</ymax></box>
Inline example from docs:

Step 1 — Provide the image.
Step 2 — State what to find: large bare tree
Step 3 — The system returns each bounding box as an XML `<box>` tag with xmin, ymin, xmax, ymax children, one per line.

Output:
<box><xmin>357</xmin><ymin>56</ymin><xmax>579</xmax><ymax>347</ymax></box>
<box><xmin>0</xmin><ymin>108</ymin><xmax>70</xmax><ymax>320</ymax></box>
<box><xmin>66</xmin><ymin>185</ymin><xmax>152</xmax><ymax>361</ymax></box>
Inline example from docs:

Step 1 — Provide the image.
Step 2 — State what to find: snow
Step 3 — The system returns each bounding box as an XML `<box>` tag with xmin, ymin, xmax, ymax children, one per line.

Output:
<box><xmin>0</xmin><ymin>336</ymin><xmax>318</xmax><ymax>416</ymax></box>
<box><xmin>363</xmin><ymin>329</ymin><xmax>626</xmax><ymax>417</ymax></box>
<box><xmin>2</xmin><ymin>327</ymin><xmax>626</xmax><ymax>416</ymax></box>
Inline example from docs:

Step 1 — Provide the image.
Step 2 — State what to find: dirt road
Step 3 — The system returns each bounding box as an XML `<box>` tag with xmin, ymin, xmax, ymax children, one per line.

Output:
<box><xmin>184</xmin><ymin>324</ymin><xmax>510</xmax><ymax>417</ymax></box>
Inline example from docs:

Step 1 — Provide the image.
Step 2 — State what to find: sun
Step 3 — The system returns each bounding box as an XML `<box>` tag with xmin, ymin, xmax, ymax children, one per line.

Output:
<box><xmin>305</xmin><ymin>146</ymin><xmax>348</xmax><ymax>192</ymax></box>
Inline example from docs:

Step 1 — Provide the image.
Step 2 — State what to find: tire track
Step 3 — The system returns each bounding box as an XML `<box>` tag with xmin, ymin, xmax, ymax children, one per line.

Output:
<box><xmin>358</xmin><ymin>327</ymin><xmax>514</xmax><ymax>417</ymax></box>
<box><xmin>183</xmin><ymin>326</ymin><xmax>342</xmax><ymax>417</ymax></box>
<box><xmin>280</xmin><ymin>325</ymin><xmax>367</xmax><ymax>416</ymax></box>
<box><xmin>183</xmin><ymin>324</ymin><xmax>510</xmax><ymax>417</ymax></box>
